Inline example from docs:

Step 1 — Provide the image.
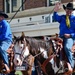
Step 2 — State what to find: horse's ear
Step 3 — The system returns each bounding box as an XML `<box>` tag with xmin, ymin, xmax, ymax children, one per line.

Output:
<box><xmin>21</xmin><ymin>32</ymin><xmax>25</xmax><ymax>37</ymax></box>
<box><xmin>55</xmin><ymin>33</ymin><xmax>58</xmax><ymax>37</ymax></box>
<box><xmin>13</xmin><ymin>34</ymin><xmax>17</xmax><ymax>39</ymax></box>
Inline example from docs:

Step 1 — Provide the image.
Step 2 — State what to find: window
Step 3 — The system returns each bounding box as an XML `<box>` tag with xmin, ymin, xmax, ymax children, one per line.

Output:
<box><xmin>47</xmin><ymin>0</ymin><xmax>61</xmax><ymax>6</ymax></box>
<box><xmin>12</xmin><ymin>0</ymin><xmax>19</xmax><ymax>12</ymax></box>
<box><xmin>5</xmin><ymin>0</ymin><xmax>10</xmax><ymax>13</ymax></box>
<box><xmin>4</xmin><ymin>0</ymin><xmax>24</xmax><ymax>13</ymax></box>
<box><xmin>12</xmin><ymin>0</ymin><xmax>17</xmax><ymax>7</ymax></box>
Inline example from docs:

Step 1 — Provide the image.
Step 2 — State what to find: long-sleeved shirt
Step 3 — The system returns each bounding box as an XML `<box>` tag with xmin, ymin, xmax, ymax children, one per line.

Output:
<box><xmin>53</xmin><ymin>12</ymin><xmax>75</xmax><ymax>38</ymax></box>
<box><xmin>0</xmin><ymin>19</ymin><xmax>12</xmax><ymax>42</ymax></box>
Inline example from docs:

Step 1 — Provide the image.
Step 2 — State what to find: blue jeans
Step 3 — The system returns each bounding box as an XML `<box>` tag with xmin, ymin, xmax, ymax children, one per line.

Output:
<box><xmin>63</xmin><ymin>38</ymin><xmax>74</xmax><ymax>68</ymax></box>
<box><xmin>0</xmin><ymin>40</ymin><xmax>12</xmax><ymax>65</ymax></box>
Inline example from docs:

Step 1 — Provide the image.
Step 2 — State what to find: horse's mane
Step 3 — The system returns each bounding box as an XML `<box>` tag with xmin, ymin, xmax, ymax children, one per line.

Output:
<box><xmin>24</xmin><ymin>36</ymin><xmax>54</xmax><ymax>57</ymax></box>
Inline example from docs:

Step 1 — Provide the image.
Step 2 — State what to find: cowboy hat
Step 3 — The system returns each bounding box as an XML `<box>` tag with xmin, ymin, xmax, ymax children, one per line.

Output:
<box><xmin>63</xmin><ymin>2</ymin><xmax>75</xmax><ymax>10</ymax></box>
<box><xmin>0</xmin><ymin>11</ymin><xmax>8</xmax><ymax>18</ymax></box>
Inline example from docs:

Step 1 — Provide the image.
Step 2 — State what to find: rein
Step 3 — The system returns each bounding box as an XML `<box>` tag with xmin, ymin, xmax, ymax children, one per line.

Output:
<box><xmin>34</xmin><ymin>49</ymin><xmax>46</xmax><ymax>58</ymax></box>
<box><xmin>33</xmin><ymin>39</ymin><xmax>57</xmax><ymax>58</ymax></box>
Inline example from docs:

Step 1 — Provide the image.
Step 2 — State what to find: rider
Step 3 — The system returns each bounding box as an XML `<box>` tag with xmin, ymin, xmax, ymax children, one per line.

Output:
<box><xmin>53</xmin><ymin>2</ymin><xmax>75</xmax><ymax>74</ymax></box>
<box><xmin>0</xmin><ymin>11</ymin><xmax>12</xmax><ymax>73</ymax></box>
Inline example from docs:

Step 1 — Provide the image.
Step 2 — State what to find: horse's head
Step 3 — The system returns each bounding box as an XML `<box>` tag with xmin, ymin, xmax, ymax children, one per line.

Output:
<box><xmin>13</xmin><ymin>32</ymin><xmax>30</xmax><ymax>66</ymax></box>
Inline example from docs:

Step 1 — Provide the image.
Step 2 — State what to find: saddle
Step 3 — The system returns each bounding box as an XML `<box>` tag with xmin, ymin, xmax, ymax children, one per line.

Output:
<box><xmin>50</xmin><ymin>34</ymin><xmax>67</xmax><ymax>60</ymax></box>
<box><xmin>0</xmin><ymin>44</ymin><xmax>14</xmax><ymax>74</ymax></box>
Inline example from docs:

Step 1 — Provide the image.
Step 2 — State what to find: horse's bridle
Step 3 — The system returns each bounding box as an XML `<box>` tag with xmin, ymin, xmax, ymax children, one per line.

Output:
<box><xmin>14</xmin><ymin>39</ymin><xmax>35</xmax><ymax>69</ymax></box>
<box><xmin>14</xmin><ymin>40</ymin><xmax>27</xmax><ymax>62</ymax></box>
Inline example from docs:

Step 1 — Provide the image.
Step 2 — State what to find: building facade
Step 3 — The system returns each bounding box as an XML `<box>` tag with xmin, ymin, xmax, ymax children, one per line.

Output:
<box><xmin>0</xmin><ymin>0</ymin><xmax>72</xmax><ymax>13</ymax></box>
<box><xmin>0</xmin><ymin>0</ymin><xmax>74</xmax><ymax>37</ymax></box>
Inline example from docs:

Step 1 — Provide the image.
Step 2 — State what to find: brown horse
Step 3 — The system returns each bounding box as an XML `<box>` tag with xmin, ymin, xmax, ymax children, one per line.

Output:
<box><xmin>13</xmin><ymin>35</ymin><xmax>34</xmax><ymax>75</ymax></box>
<box><xmin>13</xmin><ymin>32</ymin><xmax>61</xmax><ymax>75</ymax></box>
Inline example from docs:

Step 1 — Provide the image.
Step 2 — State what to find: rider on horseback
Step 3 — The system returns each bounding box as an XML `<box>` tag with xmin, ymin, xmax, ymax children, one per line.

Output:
<box><xmin>0</xmin><ymin>11</ymin><xmax>12</xmax><ymax>74</ymax></box>
<box><xmin>53</xmin><ymin>2</ymin><xmax>75</xmax><ymax>75</ymax></box>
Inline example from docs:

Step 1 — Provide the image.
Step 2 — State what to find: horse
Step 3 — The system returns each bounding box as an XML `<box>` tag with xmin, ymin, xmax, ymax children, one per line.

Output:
<box><xmin>13</xmin><ymin>32</ymin><xmax>62</xmax><ymax>75</ymax></box>
<box><xmin>13</xmin><ymin>35</ymin><xmax>35</xmax><ymax>75</ymax></box>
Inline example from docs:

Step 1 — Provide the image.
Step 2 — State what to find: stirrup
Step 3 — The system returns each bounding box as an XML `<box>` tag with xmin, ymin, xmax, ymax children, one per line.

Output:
<box><xmin>64</xmin><ymin>68</ymin><xmax>68</xmax><ymax>72</ymax></box>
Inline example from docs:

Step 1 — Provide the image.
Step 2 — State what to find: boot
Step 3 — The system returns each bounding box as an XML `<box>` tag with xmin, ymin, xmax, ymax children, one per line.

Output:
<box><xmin>3</xmin><ymin>64</ymin><xmax>10</xmax><ymax>74</ymax></box>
